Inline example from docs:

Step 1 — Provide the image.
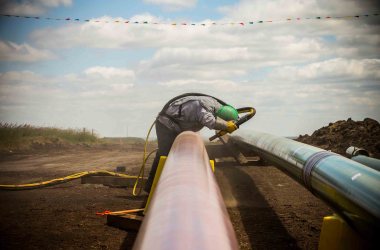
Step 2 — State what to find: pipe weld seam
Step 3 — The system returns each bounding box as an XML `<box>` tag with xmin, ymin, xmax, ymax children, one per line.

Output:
<box><xmin>303</xmin><ymin>151</ymin><xmax>337</xmax><ymax>192</ymax></box>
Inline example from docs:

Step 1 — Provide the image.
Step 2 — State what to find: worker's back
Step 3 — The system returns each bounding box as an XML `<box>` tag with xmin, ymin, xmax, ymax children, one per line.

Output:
<box><xmin>157</xmin><ymin>96</ymin><xmax>222</xmax><ymax>132</ymax></box>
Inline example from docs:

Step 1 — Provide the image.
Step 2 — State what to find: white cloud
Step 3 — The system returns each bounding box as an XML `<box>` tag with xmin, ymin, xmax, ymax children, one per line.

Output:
<box><xmin>270</xmin><ymin>58</ymin><xmax>380</xmax><ymax>82</ymax></box>
<box><xmin>37</xmin><ymin>0</ymin><xmax>72</xmax><ymax>8</ymax></box>
<box><xmin>218</xmin><ymin>0</ymin><xmax>375</xmax><ymax>20</ymax></box>
<box><xmin>218</xmin><ymin>0</ymin><xmax>316</xmax><ymax>20</ymax></box>
<box><xmin>0</xmin><ymin>71</ymin><xmax>63</xmax><ymax>112</ymax></box>
<box><xmin>31</xmin><ymin>14</ymin><xmax>375</xmax><ymax>68</ymax></box>
<box><xmin>0</xmin><ymin>68</ymin><xmax>149</xmax><ymax>137</ymax></box>
<box><xmin>158</xmin><ymin>79</ymin><xmax>237</xmax><ymax>89</ymax></box>
<box><xmin>143</xmin><ymin>0</ymin><xmax>197</xmax><ymax>11</ymax></box>
<box><xmin>0</xmin><ymin>40</ymin><xmax>56</xmax><ymax>62</ymax></box>
<box><xmin>0</xmin><ymin>0</ymin><xmax>72</xmax><ymax>15</ymax></box>
<box><xmin>135</xmin><ymin>38</ymin><xmax>327</xmax><ymax>83</ymax></box>
<box><xmin>0</xmin><ymin>70</ymin><xmax>54</xmax><ymax>85</ymax></box>
<box><xmin>216</xmin><ymin>0</ymin><xmax>380</xmax><ymax>60</ymax></box>
<box><xmin>230</xmin><ymin>75</ymin><xmax>380</xmax><ymax>136</ymax></box>
<box><xmin>31</xmin><ymin>15</ymin><xmax>225</xmax><ymax>49</ymax></box>
<box><xmin>137</xmin><ymin>47</ymin><xmax>252</xmax><ymax>82</ymax></box>
<box><xmin>78</xmin><ymin>67</ymin><xmax>135</xmax><ymax>96</ymax></box>
<box><xmin>0</xmin><ymin>67</ymin><xmax>135</xmax><ymax>101</ymax></box>
<box><xmin>147</xmin><ymin>47</ymin><xmax>252</xmax><ymax>65</ymax></box>
<box><xmin>84</xmin><ymin>66</ymin><xmax>135</xmax><ymax>80</ymax></box>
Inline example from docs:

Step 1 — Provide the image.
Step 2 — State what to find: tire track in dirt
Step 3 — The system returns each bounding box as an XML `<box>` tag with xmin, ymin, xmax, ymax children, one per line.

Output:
<box><xmin>215</xmin><ymin>162</ymin><xmax>331</xmax><ymax>249</ymax></box>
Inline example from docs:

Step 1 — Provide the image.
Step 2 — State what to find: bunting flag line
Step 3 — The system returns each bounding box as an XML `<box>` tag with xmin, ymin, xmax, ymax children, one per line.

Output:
<box><xmin>0</xmin><ymin>13</ymin><xmax>379</xmax><ymax>26</ymax></box>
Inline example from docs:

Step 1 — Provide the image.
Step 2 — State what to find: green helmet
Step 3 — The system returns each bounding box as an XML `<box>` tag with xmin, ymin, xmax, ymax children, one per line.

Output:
<box><xmin>216</xmin><ymin>105</ymin><xmax>239</xmax><ymax>121</ymax></box>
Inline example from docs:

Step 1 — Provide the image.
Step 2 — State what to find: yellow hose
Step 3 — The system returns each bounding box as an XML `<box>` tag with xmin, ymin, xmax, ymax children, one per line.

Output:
<box><xmin>132</xmin><ymin>120</ymin><xmax>157</xmax><ymax>196</ymax></box>
<box><xmin>0</xmin><ymin>120</ymin><xmax>158</xmax><ymax>194</ymax></box>
<box><xmin>0</xmin><ymin>170</ymin><xmax>139</xmax><ymax>191</ymax></box>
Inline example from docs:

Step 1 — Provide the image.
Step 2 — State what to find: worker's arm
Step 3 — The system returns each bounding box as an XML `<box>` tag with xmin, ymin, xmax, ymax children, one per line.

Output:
<box><xmin>199</xmin><ymin>108</ymin><xmax>237</xmax><ymax>133</ymax></box>
<box><xmin>198</xmin><ymin>108</ymin><xmax>218</xmax><ymax>129</ymax></box>
<box><xmin>215</xmin><ymin>118</ymin><xmax>238</xmax><ymax>133</ymax></box>
<box><xmin>214</xmin><ymin>117</ymin><xmax>229</xmax><ymax>130</ymax></box>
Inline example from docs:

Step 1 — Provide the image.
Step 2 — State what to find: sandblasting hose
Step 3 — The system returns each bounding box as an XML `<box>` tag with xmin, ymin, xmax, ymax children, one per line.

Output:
<box><xmin>0</xmin><ymin>121</ymin><xmax>158</xmax><ymax>193</ymax></box>
<box><xmin>132</xmin><ymin>120</ymin><xmax>158</xmax><ymax>196</ymax></box>
<box><xmin>0</xmin><ymin>170</ymin><xmax>139</xmax><ymax>191</ymax></box>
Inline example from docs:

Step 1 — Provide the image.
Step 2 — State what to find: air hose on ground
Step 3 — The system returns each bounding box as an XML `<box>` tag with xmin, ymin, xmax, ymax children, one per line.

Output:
<box><xmin>132</xmin><ymin>120</ymin><xmax>157</xmax><ymax>196</ymax></box>
<box><xmin>0</xmin><ymin>170</ymin><xmax>138</xmax><ymax>191</ymax></box>
<box><xmin>0</xmin><ymin>120</ymin><xmax>159</xmax><ymax>192</ymax></box>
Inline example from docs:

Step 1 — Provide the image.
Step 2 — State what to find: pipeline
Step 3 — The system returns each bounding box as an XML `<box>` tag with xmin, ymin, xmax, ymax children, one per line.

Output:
<box><xmin>346</xmin><ymin>146</ymin><xmax>380</xmax><ymax>172</ymax></box>
<box><xmin>231</xmin><ymin>130</ymin><xmax>380</xmax><ymax>243</ymax></box>
<box><xmin>133</xmin><ymin>131</ymin><xmax>238</xmax><ymax>250</ymax></box>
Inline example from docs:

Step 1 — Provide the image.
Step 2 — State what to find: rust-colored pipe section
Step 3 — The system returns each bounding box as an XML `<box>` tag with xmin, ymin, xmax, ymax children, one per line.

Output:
<box><xmin>133</xmin><ymin>131</ymin><xmax>238</xmax><ymax>250</ymax></box>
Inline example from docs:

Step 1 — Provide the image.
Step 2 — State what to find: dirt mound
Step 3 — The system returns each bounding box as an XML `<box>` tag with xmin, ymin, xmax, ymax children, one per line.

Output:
<box><xmin>297</xmin><ymin>118</ymin><xmax>380</xmax><ymax>158</ymax></box>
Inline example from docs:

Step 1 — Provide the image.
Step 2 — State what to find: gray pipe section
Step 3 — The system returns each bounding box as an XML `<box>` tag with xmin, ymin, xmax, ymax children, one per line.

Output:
<box><xmin>346</xmin><ymin>146</ymin><xmax>380</xmax><ymax>172</ymax></box>
<box><xmin>231</xmin><ymin>131</ymin><xmax>380</xmax><ymax>242</ymax></box>
<box><xmin>351</xmin><ymin>155</ymin><xmax>380</xmax><ymax>172</ymax></box>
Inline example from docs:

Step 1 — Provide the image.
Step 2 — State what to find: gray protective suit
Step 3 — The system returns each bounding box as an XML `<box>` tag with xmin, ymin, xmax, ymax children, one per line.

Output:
<box><xmin>144</xmin><ymin>96</ymin><xmax>229</xmax><ymax>193</ymax></box>
<box><xmin>157</xmin><ymin>96</ymin><xmax>229</xmax><ymax>132</ymax></box>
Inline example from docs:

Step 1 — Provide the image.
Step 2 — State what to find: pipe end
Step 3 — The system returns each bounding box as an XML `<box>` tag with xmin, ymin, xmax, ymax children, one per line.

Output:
<box><xmin>346</xmin><ymin>146</ymin><xmax>369</xmax><ymax>158</ymax></box>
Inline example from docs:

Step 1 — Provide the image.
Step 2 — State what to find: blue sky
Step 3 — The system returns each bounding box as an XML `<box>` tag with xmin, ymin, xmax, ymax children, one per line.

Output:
<box><xmin>0</xmin><ymin>0</ymin><xmax>379</xmax><ymax>137</ymax></box>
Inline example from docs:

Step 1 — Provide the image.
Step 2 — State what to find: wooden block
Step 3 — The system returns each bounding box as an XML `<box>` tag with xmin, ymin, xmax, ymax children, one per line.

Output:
<box><xmin>81</xmin><ymin>176</ymin><xmax>136</xmax><ymax>187</ymax></box>
<box><xmin>219</xmin><ymin>135</ymin><xmax>249</xmax><ymax>165</ymax></box>
<box><xmin>115</xmin><ymin>166</ymin><xmax>126</xmax><ymax>172</ymax></box>
<box><xmin>107</xmin><ymin>214</ymin><xmax>143</xmax><ymax>231</ymax></box>
<box><xmin>245</xmin><ymin>156</ymin><xmax>266</xmax><ymax>166</ymax></box>
<box><xmin>206</xmin><ymin>144</ymin><xmax>233</xmax><ymax>159</ymax></box>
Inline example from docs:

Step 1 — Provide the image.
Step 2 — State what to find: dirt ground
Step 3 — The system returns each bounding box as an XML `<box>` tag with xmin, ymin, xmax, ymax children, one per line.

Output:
<box><xmin>0</xmin><ymin>144</ymin><xmax>332</xmax><ymax>250</ymax></box>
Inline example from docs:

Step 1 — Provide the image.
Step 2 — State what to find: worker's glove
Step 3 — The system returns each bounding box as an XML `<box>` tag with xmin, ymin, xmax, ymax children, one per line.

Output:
<box><xmin>226</xmin><ymin>121</ymin><xmax>238</xmax><ymax>133</ymax></box>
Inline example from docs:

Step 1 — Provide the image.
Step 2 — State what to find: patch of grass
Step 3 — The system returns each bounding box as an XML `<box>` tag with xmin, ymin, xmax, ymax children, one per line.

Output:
<box><xmin>101</xmin><ymin>137</ymin><xmax>145</xmax><ymax>145</ymax></box>
<box><xmin>0</xmin><ymin>123</ymin><xmax>98</xmax><ymax>150</ymax></box>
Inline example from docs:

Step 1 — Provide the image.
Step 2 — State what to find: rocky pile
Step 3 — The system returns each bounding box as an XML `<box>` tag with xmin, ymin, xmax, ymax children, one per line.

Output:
<box><xmin>296</xmin><ymin>118</ymin><xmax>380</xmax><ymax>158</ymax></box>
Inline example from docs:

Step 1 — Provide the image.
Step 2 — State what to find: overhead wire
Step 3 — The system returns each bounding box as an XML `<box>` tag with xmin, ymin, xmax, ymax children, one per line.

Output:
<box><xmin>0</xmin><ymin>13</ymin><xmax>378</xmax><ymax>26</ymax></box>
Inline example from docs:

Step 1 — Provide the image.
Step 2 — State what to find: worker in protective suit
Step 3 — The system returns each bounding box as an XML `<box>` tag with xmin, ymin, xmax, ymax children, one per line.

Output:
<box><xmin>144</xmin><ymin>93</ymin><xmax>239</xmax><ymax>193</ymax></box>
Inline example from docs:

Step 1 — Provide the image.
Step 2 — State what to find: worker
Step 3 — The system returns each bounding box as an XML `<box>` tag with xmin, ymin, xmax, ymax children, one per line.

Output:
<box><xmin>144</xmin><ymin>93</ymin><xmax>239</xmax><ymax>193</ymax></box>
